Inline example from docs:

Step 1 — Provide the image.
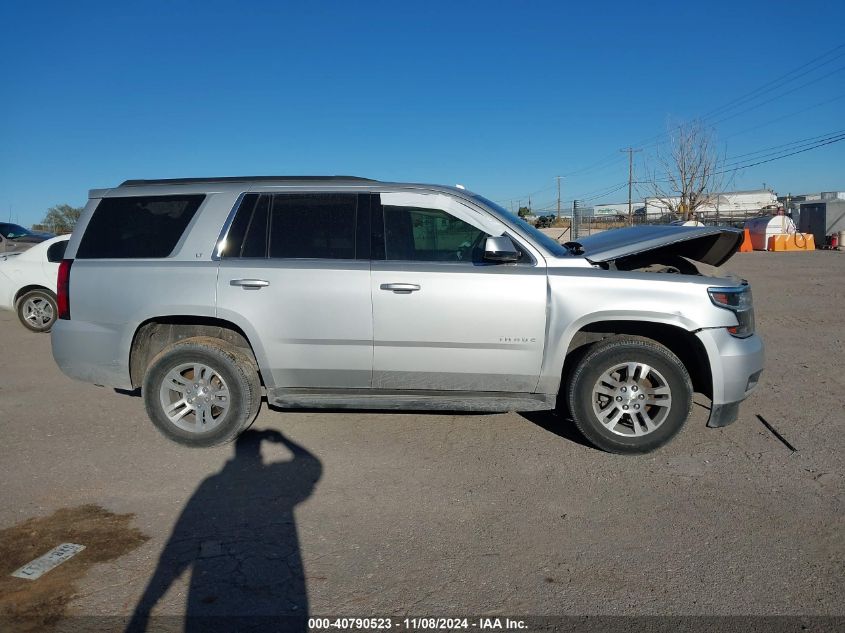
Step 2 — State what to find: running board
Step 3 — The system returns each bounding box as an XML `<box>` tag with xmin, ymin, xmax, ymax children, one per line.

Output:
<box><xmin>267</xmin><ymin>388</ymin><xmax>556</xmax><ymax>412</ymax></box>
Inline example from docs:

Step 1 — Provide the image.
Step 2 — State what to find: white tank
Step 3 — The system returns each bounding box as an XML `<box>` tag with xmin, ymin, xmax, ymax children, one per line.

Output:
<box><xmin>744</xmin><ymin>215</ymin><xmax>796</xmax><ymax>250</ymax></box>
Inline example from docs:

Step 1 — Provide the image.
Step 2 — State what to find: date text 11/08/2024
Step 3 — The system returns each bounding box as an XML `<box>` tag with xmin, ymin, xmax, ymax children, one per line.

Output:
<box><xmin>308</xmin><ymin>617</ymin><xmax>528</xmax><ymax>630</ymax></box>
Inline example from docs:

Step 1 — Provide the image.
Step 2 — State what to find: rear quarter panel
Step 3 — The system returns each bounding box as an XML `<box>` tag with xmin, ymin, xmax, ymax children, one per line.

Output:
<box><xmin>55</xmin><ymin>190</ymin><xmax>242</xmax><ymax>388</ymax></box>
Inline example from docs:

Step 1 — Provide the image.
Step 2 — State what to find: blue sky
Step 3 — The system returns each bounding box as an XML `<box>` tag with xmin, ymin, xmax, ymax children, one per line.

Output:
<box><xmin>1</xmin><ymin>0</ymin><xmax>844</xmax><ymax>226</ymax></box>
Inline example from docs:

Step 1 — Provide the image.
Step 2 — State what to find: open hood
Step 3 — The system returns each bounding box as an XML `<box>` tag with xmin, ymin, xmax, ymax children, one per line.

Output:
<box><xmin>574</xmin><ymin>225</ymin><xmax>744</xmax><ymax>268</ymax></box>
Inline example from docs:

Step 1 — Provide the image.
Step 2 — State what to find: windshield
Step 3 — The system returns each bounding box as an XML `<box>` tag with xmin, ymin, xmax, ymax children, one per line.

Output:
<box><xmin>0</xmin><ymin>223</ymin><xmax>34</xmax><ymax>239</ymax></box>
<box><xmin>468</xmin><ymin>194</ymin><xmax>570</xmax><ymax>257</ymax></box>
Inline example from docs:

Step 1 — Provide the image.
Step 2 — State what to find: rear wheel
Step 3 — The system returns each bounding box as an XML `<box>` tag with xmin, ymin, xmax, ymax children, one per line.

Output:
<box><xmin>566</xmin><ymin>336</ymin><xmax>693</xmax><ymax>454</ymax></box>
<box><xmin>16</xmin><ymin>289</ymin><xmax>57</xmax><ymax>333</ymax></box>
<box><xmin>142</xmin><ymin>338</ymin><xmax>261</xmax><ymax>447</ymax></box>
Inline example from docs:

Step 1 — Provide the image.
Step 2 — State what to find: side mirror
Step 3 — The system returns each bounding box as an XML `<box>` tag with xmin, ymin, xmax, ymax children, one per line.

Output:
<box><xmin>483</xmin><ymin>235</ymin><xmax>521</xmax><ymax>263</ymax></box>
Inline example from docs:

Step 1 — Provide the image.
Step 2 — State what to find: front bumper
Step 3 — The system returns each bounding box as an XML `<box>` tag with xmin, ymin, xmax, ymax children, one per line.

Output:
<box><xmin>695</xmin><ymin>328</ymin><xmax>764</xmax><ymax>427</ymax></box>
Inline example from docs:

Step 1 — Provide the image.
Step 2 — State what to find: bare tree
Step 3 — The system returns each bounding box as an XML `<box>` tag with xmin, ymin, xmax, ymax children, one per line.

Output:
<box><xmin>644</xmin><ymin>120</ymin><xmax>725</xmax><ymax>221</ymax></box>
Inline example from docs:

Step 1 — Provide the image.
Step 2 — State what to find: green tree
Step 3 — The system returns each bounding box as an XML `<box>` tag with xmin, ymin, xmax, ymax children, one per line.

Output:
<box><xmin>517</xmin><ymin>206</ymin><xmax>531</xmax><ymax>218</ymax></box>
<box><xmin>40</xmin><ymin>204</ymin><xmax>83</xmax><ymax>234</ymax></box>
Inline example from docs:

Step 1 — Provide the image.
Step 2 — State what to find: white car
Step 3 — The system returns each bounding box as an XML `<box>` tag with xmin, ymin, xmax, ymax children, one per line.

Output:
<box><xmin>0</xmin><ymin>235</ymin><xmax>70</xmax><ymax>332</ymax></box>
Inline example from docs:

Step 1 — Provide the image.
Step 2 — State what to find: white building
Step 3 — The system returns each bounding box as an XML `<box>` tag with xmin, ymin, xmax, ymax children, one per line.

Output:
<box><xmin>591</xmin><ymin>202</ymin><xmax>640</xmax><ymax>217</ymax></box>
<box><xmin>821</xmin><ymin>191</ymin><xmax>845</xmax><ymax>201</ymax></box>
<box><xmin>644</xmin><ymin>189</ymin><xmax>778</xmax><ymax>218</ymax></box>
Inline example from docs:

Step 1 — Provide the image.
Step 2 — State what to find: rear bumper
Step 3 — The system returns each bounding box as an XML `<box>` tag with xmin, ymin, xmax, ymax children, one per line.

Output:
<box><xmin>51</xmin><ymin>319</ymin><xmax>133</xmax><ymax>389</ymax></box>
<box><xmin>695</xmin><ymin>328</ymin><xmax>764</xmax><ymax>427</ymax></box>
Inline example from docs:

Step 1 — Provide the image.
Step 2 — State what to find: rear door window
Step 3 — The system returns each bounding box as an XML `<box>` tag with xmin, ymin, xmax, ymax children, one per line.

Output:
<box><xmin>76</xmin><ymin>195</ymin><xmax>205</xmax><ymax>258</ymax></box>
<box><xmin>220</xmin><ymin>194</ymin><xmax>270</xmax><ymax>258</ymax></box>
<box><xmin>269</xmin><ymin>193</ymin><xmax>358</xmax><ymax>259</ymax></box>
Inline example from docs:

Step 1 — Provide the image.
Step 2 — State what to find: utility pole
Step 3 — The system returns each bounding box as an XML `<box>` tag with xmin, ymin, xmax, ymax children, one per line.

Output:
<box><xmin>555</xmin><ymin>176</ymin><xmax>563</xmax><ymax>222</ymax></box>
<box><xmin>620</xmin><ymin>147</ymin><xmax>641</xmax><ymax>225</ymax></box>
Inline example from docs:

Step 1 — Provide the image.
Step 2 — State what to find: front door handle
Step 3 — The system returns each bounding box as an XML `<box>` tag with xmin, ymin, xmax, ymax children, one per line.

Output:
<box><xmin>380</xmin><ymin>283</ymin><xmax>421</xmax><ymax>293</ymax></box>
<box><xmin>230</xmin><ymin>278</ymin><xmax>270</xmax><ymax>289</ymax></box>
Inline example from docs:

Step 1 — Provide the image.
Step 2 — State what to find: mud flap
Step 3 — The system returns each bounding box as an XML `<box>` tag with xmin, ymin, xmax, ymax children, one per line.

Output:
<box><xmin>707</xmin><ymin>401</ymin><xmax>741</xmax><ymax>428</ymax></box>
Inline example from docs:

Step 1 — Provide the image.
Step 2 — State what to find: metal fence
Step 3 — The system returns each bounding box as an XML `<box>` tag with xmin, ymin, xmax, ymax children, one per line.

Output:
<box><xmin>632</xmin><ymin>211</ymin><xmax>771</xmax><ymax>229</ymax></box>
<box><xmin>594</xmin><ymin>210</ymin><xmax>773</xmax><ymax>231</ymax></box>
<box><xmin>534</xmin><ymin>210</ymin><xmax>776</xmax><ymax>242</ymax></box>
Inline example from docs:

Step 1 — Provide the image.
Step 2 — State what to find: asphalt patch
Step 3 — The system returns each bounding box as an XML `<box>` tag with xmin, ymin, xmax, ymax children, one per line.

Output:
<box><xmin>0</xmin><ymin>504</ymin><xmax>148</xmax><ymax>632</ymax></box>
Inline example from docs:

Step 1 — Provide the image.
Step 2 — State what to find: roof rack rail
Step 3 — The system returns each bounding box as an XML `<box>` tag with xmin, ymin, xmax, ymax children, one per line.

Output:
<box><xmin>119</xmin><ymin>176</ymin><xmax>377</xmax><ymax>186</ymax></box>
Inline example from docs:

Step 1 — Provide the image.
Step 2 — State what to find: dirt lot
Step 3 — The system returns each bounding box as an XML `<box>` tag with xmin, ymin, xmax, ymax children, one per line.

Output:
<box><xmin>0</xmin><ymin>251</ymin><xmax>842</xmax><ymax>629</ymax></box>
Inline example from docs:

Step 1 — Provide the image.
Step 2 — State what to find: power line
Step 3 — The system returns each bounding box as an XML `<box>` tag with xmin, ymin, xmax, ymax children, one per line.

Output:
<box><xmin>636</xmin><ymin>131</ymin><xmax>845</xmax><ymax>185</ymax></box>
<box><xmin>559</xmin><ymin>182</ymin><xmax>630</xmax><ymax>205</ymax></box>
<box><xmin>510</xmin><ymin>125</ymin><xmax>845</xmax><ymax>209</ymax></box>
<box><xmin>717</xmin><ymin>133</ymin><xmax>845</xmax><ymax>174</ymax></box>
<box><xmin>708</xmin><ymin>64</ymin><xmax>845</xmax><ymax>128</ymax></box>
<box><xmin>581</xmin><ymin>183</ymin><xmax>629</xmax><ymax>202</ymax></box>
<box><xmin>492</xmin><ymin>182</ymin><xmax>556</xmax><ymax>206</ymax></box>
<box><xmin>699</xmin><ymin>44</ymin><xmax>845</xmax><ymax>122</ymax></box>
<box><xmin>560</xmin><ymin>153</ymin><xmax>626</xmax><ymax>178</ymax></box>
<box><xmin>494</xmin><ymin>43</ymin><xmax>845</xmax><ymax>207</ymax></box>
<box><xmin>532</xmin><ymin>181</ymin><xmax>631</xmax><ymax>210</ymax></box>
<box><xmin>724</xmin><ymin>128</ymin><xmax>845</xmax><ymax>162</ymax></box>
<box><xmin>723</xmin><ymin>92</ymin><xmax>845</xmax><ymax>140</ymax></box>
<box><xmin>632</xmin><ymin>42</ymin><xmax>845</xmax><ymax>151</ymax></box>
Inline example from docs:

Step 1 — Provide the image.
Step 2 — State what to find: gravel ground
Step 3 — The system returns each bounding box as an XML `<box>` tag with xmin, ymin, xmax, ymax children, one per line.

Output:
<box><xmin>0</xmin><ymin>250</ymin><xmax>842</xmax><ymax>627</ymax></box>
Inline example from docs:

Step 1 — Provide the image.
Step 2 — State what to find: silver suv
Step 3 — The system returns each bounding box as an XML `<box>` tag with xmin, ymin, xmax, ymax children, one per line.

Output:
<box><xmin>52</xmin><ymin>176</ymin><xmax>764</xmax><ymax>454</ymax></box>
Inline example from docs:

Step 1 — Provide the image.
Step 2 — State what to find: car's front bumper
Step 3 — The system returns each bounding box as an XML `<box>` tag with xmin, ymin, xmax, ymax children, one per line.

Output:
<box><xmin>695</xmin><ymin>328</ymin><xmax>764</xmax><ymax>427</ymax></box>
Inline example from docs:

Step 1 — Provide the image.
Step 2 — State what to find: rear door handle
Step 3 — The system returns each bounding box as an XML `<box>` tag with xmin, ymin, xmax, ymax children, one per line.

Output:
<box><xmin>230</xmin><ymin>278</ymin><xmax>270</xmax><ymax>289</ymax></box>
<box><xmin>380</xmin><ymin>283</ymin><xmax>420</xmax><ymax>293</ymax></box>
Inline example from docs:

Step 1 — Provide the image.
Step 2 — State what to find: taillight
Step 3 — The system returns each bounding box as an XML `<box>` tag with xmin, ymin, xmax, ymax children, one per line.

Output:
<box><xmin>57</xmin><ymin>259</ymin><xmax>73</xmax><ymax>320</ymax></box>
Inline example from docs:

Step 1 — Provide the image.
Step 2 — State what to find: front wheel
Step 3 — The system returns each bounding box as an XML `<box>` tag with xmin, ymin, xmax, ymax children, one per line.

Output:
<box><xmin>142</xmin><ymin>338</ymin><xmax>262</xmax><ymax>447</ymax></box>
<box><xmin>17</xmin><ymin>289</ymin><xmax>57</xmax><ymax>333</ymax></box>
<box><xmin>566</xmin><ymin>336</ymin><xmax>693</xmax><ymax>454</ymax></box>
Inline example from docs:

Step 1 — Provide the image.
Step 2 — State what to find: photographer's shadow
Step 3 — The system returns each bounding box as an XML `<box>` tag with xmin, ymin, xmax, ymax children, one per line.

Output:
<box><xmin>127</xmin><ymin>429</ymin><xmax>322</xmax><ymax>632</ymax></box>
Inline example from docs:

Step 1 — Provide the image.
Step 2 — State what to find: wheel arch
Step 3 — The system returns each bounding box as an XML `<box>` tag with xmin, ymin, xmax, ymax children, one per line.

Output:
<box><xmin>129</xmin><ymin>316</ymin><xmax>263</xmax><ymax>390</ymax></box>
<box><xmin>14</xmin><ymin>285</ymin><xmax>55</xmax><ymax>306</ymax></box>
<box><xmin>560</xmin><ymin>320</ymin><xmax>712</xmax><ymax>400</ymax></box>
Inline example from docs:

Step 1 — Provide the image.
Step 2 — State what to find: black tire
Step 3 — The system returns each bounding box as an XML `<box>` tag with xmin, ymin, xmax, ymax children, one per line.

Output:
<box><xmin>566</xmin><ymin>336</ymin><xmax>693</xmax><ymax>454</ymax></box>
<box><xmin>16</xmin><ymin>289</ymin><xmax>58</xmax><ymax>333</ymax></box>
<box><xmin>142</xmin><ymin>337</ymin><xmax>262</xmax><ymax>447</ymax></box>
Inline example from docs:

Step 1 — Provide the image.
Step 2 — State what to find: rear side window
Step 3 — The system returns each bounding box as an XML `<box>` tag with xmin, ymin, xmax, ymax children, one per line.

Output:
<box><xmin>46</xmin><ymin>240</ymin><xmax>68</xmax><ymax>263</ymax></box>
<box><xmin>76</xmin><ymin>195</ymin><xmax>204</xmax><ymax>258</ymax></box>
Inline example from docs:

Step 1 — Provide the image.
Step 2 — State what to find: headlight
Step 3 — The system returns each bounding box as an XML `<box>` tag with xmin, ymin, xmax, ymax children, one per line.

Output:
<box><xmin>708</xmin><ymin>285</ymin><xmax>755</xmax><ymax>338</ymax></box>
